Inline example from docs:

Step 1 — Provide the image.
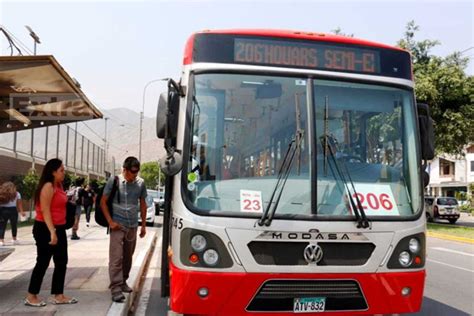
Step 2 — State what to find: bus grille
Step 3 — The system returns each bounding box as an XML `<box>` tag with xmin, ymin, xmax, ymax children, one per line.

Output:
<box><xmin>247</xmin><ymin>280</ymin><xmax>368</xmax><ymax>312</ymax></box>
<box><xmin>248</xmin><ymin>241</ymin><xmax>375</xmax><ymax>265</ymax></box>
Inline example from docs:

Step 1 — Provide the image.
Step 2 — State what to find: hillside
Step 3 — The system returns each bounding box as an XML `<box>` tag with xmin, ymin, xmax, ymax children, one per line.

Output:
<box><xmin>78</xmin><ymin>108</ymin><xmax>165</xmax><ymax>165</ymax></box>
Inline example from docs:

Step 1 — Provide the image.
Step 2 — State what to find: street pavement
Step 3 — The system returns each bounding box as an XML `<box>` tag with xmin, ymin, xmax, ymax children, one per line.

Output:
<box><xmin>413</xmin><ymin>236</ymin><xmax>474</xmax><ymax>316</ymax></box>
<box><xmin>451</xmin><ymin>212</ymin><xmax>474</xmax><ymax>228</ymax></box>
<box><xmin>0</xmin><ymin>217</ymin><xmax>157</xmax><ymax>316</ymax></box>
<box><xmin>133</xmin><ymin>217</ymin><xmax>168</xmax><ymax>316</ymax></box>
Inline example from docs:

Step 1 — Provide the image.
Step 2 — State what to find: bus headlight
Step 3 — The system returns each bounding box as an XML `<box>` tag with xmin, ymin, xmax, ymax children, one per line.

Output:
<box><xmin>387</xmin><ymin>233</ymin><xmax>425</xmax><ymax>269</ymax></box>
<box><xmin>398</xmin><ymin>251</ymin><xmax>412</xmax><ymax>267</ymax></box>
<box><xmin>203</xmin><ymin>249</ymin><xmax>219</xmax><ymax>266</ymax></box>
<box><xmin>191</xmin><ymin>234</ymin><xmax>207</xmax><ymax>252</ymax></box>
<box><xmin>408</xmin><ymin>238</ymin><xmax>420</xmax><ymax>253</ymax></box>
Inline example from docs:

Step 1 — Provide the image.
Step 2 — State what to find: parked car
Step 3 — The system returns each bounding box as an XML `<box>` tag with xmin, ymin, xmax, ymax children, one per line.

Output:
<box><xmin>147</xmin><ymin>189</ymin><xmax>161</xmax><ymax>215</ymax></box>
<box><xmin>138</xmin><ymin>195</ymin><xmax>156</xmax><ymax>226</ymax></box>
<box><xmin>424</xmin><ymin>196</ymin><xmax>460</xmax><ymax>224</ymax></box>
<box><xmin>157</xmin><ymin>189</ymin><xmax>165</xmax><ymax>211</ymax></box>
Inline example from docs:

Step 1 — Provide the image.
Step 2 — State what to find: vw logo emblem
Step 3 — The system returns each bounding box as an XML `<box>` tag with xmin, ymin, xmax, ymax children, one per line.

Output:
<box><xmin>303</xmin><ymin>244</ymin><xmax>323</xmax><ymax>264</ymax></box>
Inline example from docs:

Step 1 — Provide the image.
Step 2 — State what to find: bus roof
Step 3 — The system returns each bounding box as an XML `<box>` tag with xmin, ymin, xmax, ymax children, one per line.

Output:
<box><xmin>183</xmin><ymin>29</ymin><xmax>408</xmax><ymax>65</ymax></box>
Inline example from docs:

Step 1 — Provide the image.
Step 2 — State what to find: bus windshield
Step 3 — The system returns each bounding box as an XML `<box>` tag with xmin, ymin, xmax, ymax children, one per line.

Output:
<box><xmin>184</xmin><ymin>73</ymin><xmax>421</xmax><ymax>219</ymax></box>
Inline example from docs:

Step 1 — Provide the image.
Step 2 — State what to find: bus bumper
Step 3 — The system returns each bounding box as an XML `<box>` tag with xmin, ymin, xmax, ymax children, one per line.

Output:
<box><xmin>169</xmin><ymin>262</ymin><xmax>425</xmax><ymax>316</ymax></box>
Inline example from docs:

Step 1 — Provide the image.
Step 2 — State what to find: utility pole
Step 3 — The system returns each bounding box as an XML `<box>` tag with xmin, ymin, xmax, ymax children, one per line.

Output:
<box><xmin>25</xmin><ymin>26</ymin><xmax>40</xmax><ymax>55</ymax></box>
<box><xmin>139</xmin><ymin>111</ymin><xmax>143</xmax><ymax>161</ymax></box>
<box><xmin>104</xmin><ymin>117</ymin><xmax>109</xmax><ymax>173</ymax></box>
<box><xmin>158</xmin><ymin>164</ymin><xmax>161</xmax><ymax>189</ymax></box>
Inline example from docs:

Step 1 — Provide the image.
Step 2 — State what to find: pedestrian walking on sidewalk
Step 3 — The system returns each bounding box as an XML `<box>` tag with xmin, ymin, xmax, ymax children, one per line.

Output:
<box><xmin>67</xmin><ymin>178</ymin><xmax>85</xmax><ymax>240</ymax></box>
<box><xmin>25</xmin><ymin>158</ymin><xmax>78</xmax><ymax>307</ymax></box>
<box><xmin>81</xmin><ymin>184</ymin><xmax>95</xmax><ymax>227</ymax></box>
<box><xmin>100</xmin><ymin>156</ymin><xmax>147</xmax><ymax>303</ymax></box>
<box><xmin>0</xmin><ymin>181</ymin><xmax>26</xmax><ymax>246</ymax></box>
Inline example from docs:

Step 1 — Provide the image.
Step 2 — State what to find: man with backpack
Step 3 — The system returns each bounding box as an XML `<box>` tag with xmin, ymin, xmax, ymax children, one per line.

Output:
<box><xmin>67</xmin><ymin>178</ymin><xmax>85</xmax><ymax>240</ymax></box>
<box><xmin>100</xmin><ymin>157</ymin><xmax>147</xmax><ymax>303</ymax></box>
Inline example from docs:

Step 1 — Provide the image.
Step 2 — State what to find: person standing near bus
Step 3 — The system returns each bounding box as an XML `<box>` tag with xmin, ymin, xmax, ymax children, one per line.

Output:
<box><xmin>0</xmin><ymin>181</ymin><xmax>26</xmax><ymax>246</ymax></box>
<box><xmin>100</xmin><ymin>156</ymin><xmax>147</xmax><ymax>302</ymax></box>
<box><xmin>67</xmin><ymin>178</ymin><xmax>85</xmax><ymax>240</ymax></box>
<box><xmin>81</xmin><ymin>184</ymin><xmax>95</xmax><ymax>227</ymax></box>
<box><xmin>25</xmin><ymin>158</ymin><xmax>78</xmax><ymax>307</ymax></box>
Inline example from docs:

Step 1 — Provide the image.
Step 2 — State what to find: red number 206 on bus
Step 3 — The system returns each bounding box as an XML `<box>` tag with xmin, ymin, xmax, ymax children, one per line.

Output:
<box><xmin>346</xmin><ymin>184</ymin><xmax>399</xmax><ymax>215</ymax></box>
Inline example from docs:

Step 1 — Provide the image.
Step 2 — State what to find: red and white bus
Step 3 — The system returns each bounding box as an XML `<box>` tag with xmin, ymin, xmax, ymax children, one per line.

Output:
<box><xmin>156</xmin><ymin>29</ymin><xmax>434</xmax><ymax>315</ymax></box>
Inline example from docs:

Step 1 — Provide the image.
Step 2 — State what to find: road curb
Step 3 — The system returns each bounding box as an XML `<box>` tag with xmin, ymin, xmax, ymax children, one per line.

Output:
<box><xmin>106</xmin><ymin>230</ymin><xmax>158</xmax><ymax>316</ymax></box>
<box><xmin>427</xmin><ymin>231</ymin><xmax>474</xmax><ymax>244</ymax></box>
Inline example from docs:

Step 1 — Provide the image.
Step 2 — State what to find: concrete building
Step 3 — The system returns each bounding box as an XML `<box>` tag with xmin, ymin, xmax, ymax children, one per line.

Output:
<box><xmin>427</xmin><ymin>144</ymin><xmax>474</xmax><ymax>198</ymax></box>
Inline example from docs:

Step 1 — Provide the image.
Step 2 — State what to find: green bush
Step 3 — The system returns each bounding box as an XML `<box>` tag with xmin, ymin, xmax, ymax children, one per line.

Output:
<box><xmin>10</xmin><ymin>169</ymin><xmax>39</xmax><ymax>218</ymax></box>
<box><xmin>460</xmin><ymin>204</ymin><xmax>473</xmax><ymax>213</ymax></box>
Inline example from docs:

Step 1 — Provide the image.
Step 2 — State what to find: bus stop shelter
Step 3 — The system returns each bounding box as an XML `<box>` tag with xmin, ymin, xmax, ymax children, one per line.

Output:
<box><xmin>0</xmin><ymin>55</ymin><xmax>102</xmax><ymax>133</ymax></box>
<box><xmin>0</xmin><ymin>55</ymin><xmax>105</xmax><ymax>181</ymax></box>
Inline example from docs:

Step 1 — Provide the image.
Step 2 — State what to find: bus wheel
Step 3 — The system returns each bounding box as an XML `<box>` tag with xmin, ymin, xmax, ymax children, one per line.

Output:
<box><xmin>449</xmin><ymin>219</ymin><xmax>457</xmax><ymax>224</ymax></box>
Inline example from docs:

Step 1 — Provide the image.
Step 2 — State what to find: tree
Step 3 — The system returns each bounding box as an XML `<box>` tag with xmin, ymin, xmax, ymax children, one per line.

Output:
<box><xmin>140</xmin><ymin>161</ymin><xmax>164</xmax><ymax>189</ymax></box>
<box><xmin>397</xmin><ymin>21</ymin><xmax>474</xmax><ymax>155</ymax></box>
<box><xmin>331</xmin><ymin>27</ymin><xmax>354</xmax><ymax>37</ymax></box>
<box><xmin>63</xmin><ymin>172</ymin><xmax>78</xmax><ymax>190</ymax></box>
<box><xmin>21</xmin><ymin>169</ymin><xmax>39</xmax><ymax>218</ymax></box>
<box><xmin>89</xmin><ymin>178</ymin><xmax>107</xmax><ymax>192</ymax></box>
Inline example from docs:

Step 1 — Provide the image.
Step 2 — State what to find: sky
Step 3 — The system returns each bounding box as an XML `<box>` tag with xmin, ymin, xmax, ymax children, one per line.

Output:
<box><xmin>1</xmin><ymin>0</ymin><xmax>472</xmax><ymax>119</ymax></box>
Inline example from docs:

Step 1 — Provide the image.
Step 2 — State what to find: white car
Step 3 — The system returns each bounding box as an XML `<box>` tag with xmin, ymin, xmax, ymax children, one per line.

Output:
<box><xmin>138</xmin><ymin>196</ymin><xmax>156</xmax><ymax>226</ymax></box>
<box><xmin>424</xmin><ymin>196</ymin><xmax>460</xmax><ymax>224</ymax></box>
<box><xmin>147</xmin><ymin>189</ymin><xmax>161</xmax><ymax>215</ymax></box>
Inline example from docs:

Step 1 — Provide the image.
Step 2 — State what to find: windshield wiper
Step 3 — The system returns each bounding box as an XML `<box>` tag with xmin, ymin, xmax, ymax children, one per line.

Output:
<box><xmin>321</xmin><ymin>134</ymin><xmax>370</xmax><ymax>229</ymax></box>
<box><xmin>258</xmin><ymin>130</ymin><xmax>303</xmax><ymax>227</ymax></box>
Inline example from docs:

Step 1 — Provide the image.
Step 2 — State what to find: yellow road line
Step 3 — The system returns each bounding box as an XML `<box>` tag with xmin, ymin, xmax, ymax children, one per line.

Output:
<box><xmin>427</xmin><ymin>231</ymin><xmax>474</xmax><ymax>244</ymax></box>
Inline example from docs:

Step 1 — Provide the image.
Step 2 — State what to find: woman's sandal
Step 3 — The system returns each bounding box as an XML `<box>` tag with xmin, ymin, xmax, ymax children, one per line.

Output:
<box><xmin>24</xmin><ymin>298</ymin><xmax>47</xmax><ymax>307</ymax></box>
<box><xmin>51</xmin><ymin>297</ymin><xmax>78</xmax><ymax>305</ymax></box>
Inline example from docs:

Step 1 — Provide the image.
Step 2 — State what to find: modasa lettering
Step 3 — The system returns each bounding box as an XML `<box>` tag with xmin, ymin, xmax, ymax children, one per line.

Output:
<box><xmin>270</xmin><ymin>232</ymin><xmax>350</xmax><ymax>240</ymax></box>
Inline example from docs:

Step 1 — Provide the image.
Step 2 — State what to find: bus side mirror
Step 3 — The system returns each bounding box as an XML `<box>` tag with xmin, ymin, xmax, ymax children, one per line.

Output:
<box><xmin>417</xmin><ymin>103</ymin><xmax>435</xmax><ymax>161</ymax></box>
<box><xmin>156</xmin><ymin>92</ymin><xmax>168</xmax><ymax>139</ymax></box>
<box><xmin>156</xmin><ymin>90</ymin><xmax>180</xmax><ymax>139</ymax></box>
<box><xmin>159</xmin><ymin>150</ymin><xmax>183</xmax><ymax>176</ymax></box>
<box><xmin>157</xmin><ymin>79</ymin><xmax>184</xmax><ymax>176</ymax></box>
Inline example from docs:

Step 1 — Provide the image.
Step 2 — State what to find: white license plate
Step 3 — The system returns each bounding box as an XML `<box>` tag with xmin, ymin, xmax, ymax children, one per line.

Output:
<box><xmin>293</xmin><ymin>297</ymin><xmax>326</xmax><ymax>313</ymax></box>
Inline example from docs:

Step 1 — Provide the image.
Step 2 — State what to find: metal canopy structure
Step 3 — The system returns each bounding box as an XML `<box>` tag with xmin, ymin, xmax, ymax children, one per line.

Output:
<box><xmin>0</xmin><ymin>55</ymin><xmax>102</xmax><ymax>133</ymax></box>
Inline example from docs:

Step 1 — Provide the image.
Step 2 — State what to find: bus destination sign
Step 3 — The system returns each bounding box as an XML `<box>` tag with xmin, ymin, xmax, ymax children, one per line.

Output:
<box><xmin>234</xmin><ymin>38</ymin><xmax>380</xmax><ymax>74</ymax></box>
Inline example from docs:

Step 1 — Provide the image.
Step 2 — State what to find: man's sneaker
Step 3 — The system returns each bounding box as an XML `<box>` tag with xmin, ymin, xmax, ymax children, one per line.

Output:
<box><xmin>13</xmin><ymin>239</ymin><xmax>20</xmax><ymax>245</ymax></box>
<box><xmin>0</xmin><ymin>241</ymin><xmax>5</xmax><ymax>247</ymax></box>
<box><xmin>121</xmin><ymin>283</ymin><xmax>133</xmax><ymax>293</ymax></box>
<box><xmin>71</xmin><ymin>235</ymin><xmax>80</xmax><ymax>240</ymax></box>
<box><xmin>111</xmin><ymin>292</ymin><xmax>125</xmax><ymax>303</ymax></box>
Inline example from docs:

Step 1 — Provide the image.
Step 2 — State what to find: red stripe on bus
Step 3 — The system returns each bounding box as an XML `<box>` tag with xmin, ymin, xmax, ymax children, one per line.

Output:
<box><xmin>169</xmin><ymin>262</ymin><xmax>425</xmax><ymax>315</ymax></box>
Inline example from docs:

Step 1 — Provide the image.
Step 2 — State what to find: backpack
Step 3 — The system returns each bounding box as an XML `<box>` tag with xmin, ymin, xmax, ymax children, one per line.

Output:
<box><xmin>95</xmin><ymin>176</ymin><xmax>120</xmax><ymax>227</ymax></box>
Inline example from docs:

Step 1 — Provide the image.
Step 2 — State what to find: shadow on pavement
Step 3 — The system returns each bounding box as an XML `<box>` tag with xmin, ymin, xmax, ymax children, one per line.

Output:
<box><xmin>144</xmin><ymin>276</ymin><xmax>168</xmax><ymax>316</ymax></box>
<box><xmin>411</xmin><ymin>297</ymin><xmax>471</xmax><ymax>316</ymax></box>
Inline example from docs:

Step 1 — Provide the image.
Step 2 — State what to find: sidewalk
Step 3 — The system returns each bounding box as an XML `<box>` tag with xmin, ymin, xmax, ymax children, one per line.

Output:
<box><xmin>0</xmin><ymin>217</ymin><xmax>157</xmax><ymax>315</ymax></box>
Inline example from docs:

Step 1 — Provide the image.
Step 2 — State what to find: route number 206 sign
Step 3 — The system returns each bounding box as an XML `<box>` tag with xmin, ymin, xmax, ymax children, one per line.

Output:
<box><xmin>347</xmin><ymin>183</ymin><xmax>400</xmax><ymax>216</ymax></box>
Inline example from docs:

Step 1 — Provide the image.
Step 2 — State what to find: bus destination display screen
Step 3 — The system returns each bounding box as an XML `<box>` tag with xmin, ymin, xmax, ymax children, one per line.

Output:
<box><xmin>234</xmin><ymin>38</ymin><xmax>380</xmax><ymax>74</ymax></box>
<box><xmin>192</xmin><ymin>34</ymin><xmax>412</xmax><ymax>79</ymax></box>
